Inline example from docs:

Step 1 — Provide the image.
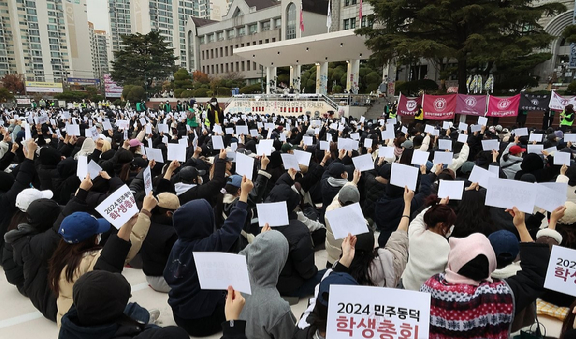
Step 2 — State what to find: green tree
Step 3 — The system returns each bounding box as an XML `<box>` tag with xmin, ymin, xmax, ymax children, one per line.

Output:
<box><xmin>111</xmin><ymin>31</ymin><xmax>178</xmax><ymax>87</ymax></box>
<box><xmin>563</xmin><ymin>24</ymin><xmax>576</xmax><ymax>44</ymax></box>
<box><xmin>0</xmin><ymin>87</ymin><xmax>14</xmax><ymax>102</ymax></box>
<box><xmin>173</xmin><ymin>68</ymin><xmax>193</xmax><ymax>98</ymax></box>
<box><xmin>358</xmin><ymin>0</ymin><xmax>565</xmax><ymax>93</ymax></box>
<box><xmin>122</xmin><ymin>85</ymin><xmax>146</xmax><ymax>102</ymax></box>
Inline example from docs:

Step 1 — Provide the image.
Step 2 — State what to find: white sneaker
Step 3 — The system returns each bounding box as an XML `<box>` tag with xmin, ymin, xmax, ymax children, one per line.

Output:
<box><xmin>148</xmin><ymin>309</ymin><xmax>161</xmax><ymax>325</ymax></box>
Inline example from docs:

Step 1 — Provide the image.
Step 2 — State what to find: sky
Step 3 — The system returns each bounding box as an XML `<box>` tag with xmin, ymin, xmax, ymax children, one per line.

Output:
<box><xmin>86</xmin><ymin>0</ymin><xmax>110</xmax><ymax>32</ymax></box>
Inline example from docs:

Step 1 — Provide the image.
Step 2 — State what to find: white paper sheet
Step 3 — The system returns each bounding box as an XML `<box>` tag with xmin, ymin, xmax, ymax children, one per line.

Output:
<box><xmin>544</xmin><ymin>245</ymin><xmax>576</xmax><ymax>298</ymax></box>
<box><xmin>213</xmin><ymin>125</ymin><xmax>223</xmax><ymax>134</ymax></box>
<box><xmin>352</xmin><ymin>154</ymin><xmax>374</xmax><ymax>172</ymax></box>
<box><xmin>488</xmin><ymin>164</ymin><xmax>500</xmax><ymax>176</ymax></box>
<box><xmin>433</xmin><ymin>151</ymin><xmax>453</xmax><ymax>165</ymax></box>
<box><xmin>236</xmin><ymin>125</ymin><xmax>249</xmax><ymax>135</ymax></box>
<box><xmin>212</xmin><ymin>135</ymin><xmax>225</xmax><ymax>150</ymax></box>
<box><xmin>378</xmin><ymin>146</ymin><xmax>395</xmax><ymax>159</ymax></box>
<box><xmin>256</xmin><ymin>201</ymin><xmax>289</xmax><ymax>227</ymax></box>
<box><xmin>325</xmin><ymin>202</ymin><xmax>368</xmax><ymax>239</ymax></box>
<box><xmin>225</xmin><ymin>128</ymin><xmax>234</xmax><ymax>135</ymax></box>
<box><xmin>540</xmin><ymin>182</ymin><xmax>568</xmax><ymax>197</ymax></box>
<box><xmin>381</xmin><ymin>128</ymin><xmax>395</xmax><ymax>140</ymax></box>
<box><xmin>513</xmin><ymin>127</ymin><xmax>529</xmax><ymax>137</ymax></box>
<box><xmin>167</xmin><ymin>143</ymin><xmax>186</xmax><ymax>162</ymax></box>
<box><xmin>469</xmin><ymin>165</ymin><xmax>498</xmax><ymax>188</ymax></box>
<box><xmin>457</xmin><ymin>133</ymin><xmax>468</xmax><ymax>143</ymax></box>
<box><xmin>158</xmin><ymin>123</ymin><xmax>169</xmax><ymax>133</ymax></box>
<box><xmin>255</xmin><ymin>139</ymin><xmax>274</xmax><ymax>156</ymax></box>
<box><xmin>87</xmin><ymin>160</ymin><xmax>102</xmax><ymax>179</ymax></box>
<box><xmin>102</xmin><ymin>120</ymin><xmax>112</xmax><ymax>130</ymax></box>
<box><xmin>564</xmin><ymin>134</ymin><xmax>576</xmax><ymax>142</ymax></box>
<box><xmin>145</xmin><ymin>147</ymin><xmax>164</xmax><ymax>163</ymax></box>
<box><xmin>411</xmin><ymin>150</ymin><xmax>430</xmax><ymax>165</ymax></box>
<box><xmin>481</xmin><ymin>139</ymin><xmax>499</xmax><ymax>151</ymax></box>
<box><xmin>424</xmin><ymin>124</ymin><xmax>435</xmax><ymax>134</ymax></box>
<box><xmin>281</xmin><ymin>154</ymin><xmax>300</xmax><ymax>171</ymax></box>
<box><xmin>470</xmin><ymin>124</ymin><xmax>482</xmax><ymax>133</ymax></box>
<box><xmin>235</xmin><ymin>152</ymin><xmax>254</xmax><ymax>181</ymax></box>
<box><xmin>338</xmin><ymin>138</ymin><xmax>358</xmax><ymax>151</ymax></box>
<box><xmin>438</xmin><ymin>139</ymin><xmax>452</xmax><ymax>151</ymax></box>
<box><xmin>437</xmin><ymin>180</ymin><xmax>465</xmax><ymax>200</ymax></box>
<box><xmin>76</xmin><ymin>155</ymin><xmax>88</xmax><ymax>180</ymax></box>
<box><xmin>533</xmin><ymin>183</ymin><xmax>567</xmax><ymax>212</ymax></box>
<box><xmin>66</xmin><ymin>124</ymin><xmax>80</xmax><ymax>136</ymax></box>
<box><xmin>294</xmin><ymin>150</ymin><xmax>311</xmax><ymax>166</ymax></box>
<box><xmin>94</xmin><ymin>185</ymin><xmax>140</xmax><ymax>229</ymax></box>
<box><xmin>363</xmin><ymin>138</ymin><xmax>373</xmax><ymax>149</ymax></box>
<box><xmin>458</xmin><ymin>122</ymin><xmax>468</xmax><ymax>132</ymax></box>
<box><xmin>478</xmin><ymin>116</ymin><xmax>488</xmax><ymax>126</ymax></box>
<box><xmin>250</xmin><ymin>129</ymin><xmax>259</xmax><ymax>137</ymax></box>
<box><xmin>527</xmin><ymin>144</ymin><xmax>544</xmax><ymax>154</ymax></box>
<box><xmin>401</xmin><ymin>126</ymin><xmax>408</xmax><ymax>135</ymax></box>
<box><xmin>390</xmin><ymin>163</ymin><xmax>419</xmax><ymax>191</ymax></box>
<box><xmin>442</xmin><ymin>122</ymin><xmax>451</xmax><ymax>130</ymax></box>
<box><xmin>193</xmin><ymin>252</ymin><xmax>251</xmax><ymax>295</ymax></box>
<box><xmin>554</xmin><ymin>151</ymin><xmax>571</xmax><ymax>166</ymax></box>
<box><xmin>485</xmin><ymin>178</ymin><xmax>536</xmax><ymax>213</ymax></box>
<box><xmin>529</xmin><ymin>133</ymin><xmax>543</xmax><ymax>143</ymax></box>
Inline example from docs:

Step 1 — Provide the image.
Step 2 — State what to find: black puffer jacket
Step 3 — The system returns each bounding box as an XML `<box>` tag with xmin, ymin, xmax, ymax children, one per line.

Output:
<box><xmin>265</xmin><ymin>184</ymin><xmax>317</xmax><ymax>295</ymax></box>
<box><xmin>140</xmin><ymin>217</ymin><xmax>177</xmax><ymax>277</ymax></box>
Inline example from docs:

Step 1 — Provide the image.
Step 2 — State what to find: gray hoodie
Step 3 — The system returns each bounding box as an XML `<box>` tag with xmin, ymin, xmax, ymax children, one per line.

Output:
<box><xmin>240</xmin><ymin>230</ymin><xmax>296</xmax><ymax>339</ymax></box>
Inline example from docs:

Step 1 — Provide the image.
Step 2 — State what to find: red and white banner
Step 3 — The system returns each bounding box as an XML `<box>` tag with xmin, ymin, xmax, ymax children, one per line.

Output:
<box><xmin>455</xmin><ymin>94</ymin><xmax>487</xmax><ymax>116</ymax></box>
<box><xmin>397</xmin><ymin>93</ymin><xmax>422</xmax><ymax>116</ymax></box>
<box><xmin>549</xmin><ymin>90</ymin><xmax>576</xmax><ymax>111</ymax></box>
<box><xmin>487</xmin><ymin>94</ymin><xmax>521</xmax><ymax>117</ymax></box>
<box><xmin>422</xmin><ymin>94</ymin><xmax>456</xmax><ymax>120</ymax></box>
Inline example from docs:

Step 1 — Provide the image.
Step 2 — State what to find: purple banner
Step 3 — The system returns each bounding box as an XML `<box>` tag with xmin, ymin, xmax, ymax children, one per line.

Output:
<box><xmin>455</xmin><ymin>94</ymin><xmax>487</xmax><ymax>116</ymax></box>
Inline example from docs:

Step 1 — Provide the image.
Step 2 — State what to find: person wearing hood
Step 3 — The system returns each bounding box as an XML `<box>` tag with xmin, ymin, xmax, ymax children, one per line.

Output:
<box><xmin>239</xmin><ymin>229</ymin><xmax>296</xmax><ymax>339</ymax></box>
<box><xmin>375</xmin><ymin>164</ymin><xmax>437</xmax><ymax>247</ymax></box>
<box><xmin>264</xmin><ymin>184</ymin><xmax>319</xmax><ymax>299</ymax></box>
<box><xmin>35</xmin><ymin>146</ymin><xmax>63</xmax><ymax>195</ymax></box>
<box><xmin>500</xmin><ymin>136</ymin><xmax>525</xmax><ymax>179</ymax></box>
<box><xmin>420</xmin><ymin>207</ymin><xmax>553</xmax><ymax>339</ymax></box>
<box><xmin>164</xmin><ymin>176</ymin><xmax>253</xmax><ymax>337</ymax></box>
<box><xmin>140</xmin><ymin>193</ymin><xmax>180</xmax><ymax>293</ymax></box>
<box><xmin>319</xmin><ymin>152</ymin><xmax>350</xmax><ymax>223</ymax></box>
<box><xmin>73</xmin><ymin>137</ymin><xmax>95</xmax><ymax>160</ymax></box>
<box><xmin>58</xmin><ymin>270</ymin><xmax>189</xmax><ymax>339</ymax></box>
<box><xmin>0</xmin><ymin>140</ymin><xmax>38</xmax><ymax>263</ymax></box>
<box><xmin>514</xmin><ymin>152</ymin><xmax>551</xmax><ymax>182</ymax></box>
<box><xmin>3</xmin><ymin>198</ymin><xmax>61</xmax><ymax>321</ymax></box>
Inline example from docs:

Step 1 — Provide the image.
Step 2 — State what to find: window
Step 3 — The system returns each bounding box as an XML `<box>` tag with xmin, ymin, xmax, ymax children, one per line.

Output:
<box><xmin>344</xmin><ymin>19</ymin><xmax>349</xmax><ymax>30</ymax></box>
<box><xmin>345</xmin><ymin>0</ymin><xmax>349</xmax><ymax>5</ymax></box>
<box><xmin>248</xmin><ymin>23</ymin><xmax>257</xmax><ymax>34</ymax></box>
<box><xmin>350</xmin><ymin>18</ymin><xmax>356</xmax><ymax>29</ymax></box>
<box><xmin>238</xmin><ymin>27</ymin><xmax>246</xmax><ymax>36</ymax></box>
<box><xmin>217</xmin><ymin>31</ymin><xmax>224</xmax><ymax>41</ymax></box>
<box><xmin>286</xmin><ymin>2</ymin><xmax>296</xmax><ymax>40</ymax></box>
<box><xmin>361</xmin><ymin>15</ymin><xmax>374</xmax><ymax>28</ymax></box>
<box><xmin>275</xmin><ymin>18</ymin><xmax>281</xmax><ymax>28</ymax></box>
<box><xmin>261</xmin><ymin>21</ymin><xmax>270</xmax><ymax>31</ymax></box>
<box><xmin>227</xmin><ymin>29</ymin><xmax>235</xmax><ymax>38</ymax></box>
<box><xmin>199</xmin><ymin>36</ymin><xmax>205</xmax><ymax>45</ymax></box>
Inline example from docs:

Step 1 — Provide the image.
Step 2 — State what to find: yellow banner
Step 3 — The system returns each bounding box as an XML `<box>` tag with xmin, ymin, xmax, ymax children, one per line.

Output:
<box><xmin>25</xmin><ymin>82</ymin><xmax>63</xmax><ymax>88</ymax></box>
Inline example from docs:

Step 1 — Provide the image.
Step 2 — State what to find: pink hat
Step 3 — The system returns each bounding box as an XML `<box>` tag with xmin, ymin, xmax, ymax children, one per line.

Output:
<box><xmin>129</xmin><ymin>139</ymin><xmax>142</xmax><ymax>147</ymax></box>
<box><xmin>445</xmin><ymin>233</ymin><xmax>497</xmax><ymax>286</ymax></box>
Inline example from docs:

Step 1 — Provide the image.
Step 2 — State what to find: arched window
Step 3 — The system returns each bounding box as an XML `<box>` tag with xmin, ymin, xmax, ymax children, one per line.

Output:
<box><xmin>286</xmin><ymin>3</ymin><xmax>296</xmax><ymax>40</ymax></box>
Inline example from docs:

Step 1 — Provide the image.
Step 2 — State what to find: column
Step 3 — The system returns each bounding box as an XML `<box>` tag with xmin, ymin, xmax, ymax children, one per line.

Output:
<box><xmin>266</xmin><ymin>66</ymin><xmax>277</xmax><ymax>94</ymax></box>
<box><xmin>346</xmin><ymin>59</ymin><xmax>360</xmax><ymax>94</ymax></box>
<box><xmin>316</xmin><ymin>62</ymin><xmax>328</xmax><ymax>95</ymax></box>
<box><xmin>290</xmin><ymin>64</ymin><xmax>301</xmax><ymax>91</ymax></box>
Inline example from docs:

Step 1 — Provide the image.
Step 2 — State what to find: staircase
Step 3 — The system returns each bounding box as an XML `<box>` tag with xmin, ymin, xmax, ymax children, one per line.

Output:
<box><xmin>364</xmin><ymin>97</ymin><xmax>390</xmax><ymax>119</ymax></box>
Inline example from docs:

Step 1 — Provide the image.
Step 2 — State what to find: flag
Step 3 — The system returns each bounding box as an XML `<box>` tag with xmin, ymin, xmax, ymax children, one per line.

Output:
<box><xmin>359</xmin><ymin>0</ymin><xmax>363</xmax><ymax>22</ymax></box>
<box><xmin>326</xmin><ymin>0</ymin><xmax>332</xmax><ymax>31</ymax></box>
<box><xmin>300</xmin><ymin>1</ymin><xmax>304</xmax><ymax>32</ymax></box>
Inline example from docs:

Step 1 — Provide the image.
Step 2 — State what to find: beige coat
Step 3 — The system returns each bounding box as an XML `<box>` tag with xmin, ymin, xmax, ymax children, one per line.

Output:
<box><xmin>56</xmin><ymin>211</ymin><xmax>151</xmax><ymax>326</ymax></box>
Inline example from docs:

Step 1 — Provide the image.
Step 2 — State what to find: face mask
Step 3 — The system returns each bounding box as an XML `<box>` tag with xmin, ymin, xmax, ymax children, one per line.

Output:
<box><xmin>96</xmin><ymin>234</ymin><xmax>102</xmax><ymax>245</ymax></box>
<box><xmin>197</xmin><ymin>177</ymin><xmax>203</xmax><ymax>185</ymax></box>
<box><xmin>445</xmin><ymin>225</ymin><xmax>455</xmax><ymax>238</ymax></box>
<box><xmin>211</xmin><ymin>102</ymin><xmax>217</xmax><ymax>106</ymax></box>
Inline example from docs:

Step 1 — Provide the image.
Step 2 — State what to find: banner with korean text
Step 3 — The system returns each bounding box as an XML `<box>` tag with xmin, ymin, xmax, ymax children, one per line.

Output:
<box><xmin>455</xmin><ymin>94</ymin><xmax>487</xmax><ymax>116</ymax></box>
<box><xmin>397</xmin><ymin>93</ymin><xmax>422</xmax><ymax>117</ymax></box>
<box><xmin>487</xmin><ymin>94</ymin><xmax>520</xmax><ymax>117</ymax></box>
<box><xmin>327</xmin><ymin>284</ymin><xmax>430</xmax><ymax>339</ymax></box>
<box><xmin>422</xmin><ymin>94</ymin><xmax>456</xmax><ymax>120</ymax></box>
<box><xmin>549</xmin><ymin>90</ymin><xmax>576</xmax><ymax>111</ymax></box>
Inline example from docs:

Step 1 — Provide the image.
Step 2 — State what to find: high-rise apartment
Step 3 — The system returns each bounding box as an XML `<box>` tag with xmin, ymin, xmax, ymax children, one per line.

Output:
<box><xmin>107</xmin><ymin>0</ymin><xmax>132</xmax><ymax>59</ymax></box>
<box><xmin>0</xmin><ymin>0</ymin><xmax>94</xmax><ymax>82</ymax></box>
<box><xmin>89</xmin><ymin>22</ymin><xmax>110</xmax><ymax>81</ymax></box>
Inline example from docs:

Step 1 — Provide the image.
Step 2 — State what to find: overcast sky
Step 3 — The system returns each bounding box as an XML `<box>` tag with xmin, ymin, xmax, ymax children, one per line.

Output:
<box><xmin>87</xmin><ymin>0</ymin><xmax>110</xmax><ymax>32</ymax></box>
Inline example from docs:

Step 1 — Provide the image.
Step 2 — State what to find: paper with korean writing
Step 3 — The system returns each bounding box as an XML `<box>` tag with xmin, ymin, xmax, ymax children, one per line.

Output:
<box><xmin>544</xmin><ymin>245</ymin><xmax>576</xmax><ymax>297</ymax></box>
<box><xmin>95</xmin><ymin>185</ymin><xmax>139</xmax><ymax>229</ymax></box>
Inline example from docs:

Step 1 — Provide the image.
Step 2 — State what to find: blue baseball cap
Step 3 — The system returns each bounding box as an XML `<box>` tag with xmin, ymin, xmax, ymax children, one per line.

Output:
<box><xmin>59</xmin><ymin>212</ymin><xmax>111</xmax><ymax>244</ymax></box>
<box><xmin>317</xmin><ymin>272</ymin><xmax>358</xmax><ymax>307</ymax></box>
<box><xmin>227</xmin><ymin>174</ymin><xmax>242</xmax><ymax>188</ymax></box>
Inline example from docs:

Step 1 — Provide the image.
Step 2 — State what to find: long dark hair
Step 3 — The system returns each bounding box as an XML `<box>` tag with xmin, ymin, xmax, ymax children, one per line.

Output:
<box><xmin>424</xmin><ymin>204</ymin><xmax>457</xmax><ymax>231</ymax></box>
<box><xmin>560</xmin><ymin>299</ymin><xmax>576</xmax><ymax>339</ymax></box>
<box><xmin>452</xmin><ymin>190</ymin><xmax>495</xmax><ymax>238</ymax></box>
<box><xmin>47</xmin><ymin>236</ymin><xmax>101</xmax><ymax>297</ymax></box>
<box><xmin>7</xmin><ymin>209</ymin><xmax>27</xmax><ymax>232</ymax></box>
<box><xmin>347</xmin><ymin>250</ymin><xmax>378</xmax><ymax>286</ymax></box>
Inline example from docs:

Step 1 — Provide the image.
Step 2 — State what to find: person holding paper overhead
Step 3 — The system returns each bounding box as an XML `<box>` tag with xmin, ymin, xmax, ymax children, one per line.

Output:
<box><xmin>421</xmin><ymin>208</ymin><xmax>555</xmax><ymax>339</ymax></box>
<box><xmin>48</xmin><ymin>178</ymin><xmax>158</xmax><ymax>326</ymax></box>
<box><xmin>164</xmin><ymin>176</ymin><xmax>253</xmax><ymax>337</ymax></box>
<box><xmin>320</xmin><ymin>157</ymin><xmax>357</xmax><ymax>223</ymax></box>
<box><xmin>264</xmin><ymin>184</ymin><xmax>320</xmax><ymax>299</ymax></box>
<box><xmin>500</xmin><ymin>137</ymin><xmax>525</xmax><ymax>179</ymax></box>
<box><xmin>239</xmin><ymin>230</ymin><xmax>297</xmax><ymax>339</ymax></box>
<box><xmin>557</xmin><ymin>164</ymin><xmax>576</xmax><ymax>203</ymax></box>
<box><xmin>400</xmin><ymin>199</ymin><xmax>456</xmax><ymax>291</ymax></box>
<box><xmin>207</xmin><ymin>97</ymin><xmax>224</xmax><ymax>130</ymax></box>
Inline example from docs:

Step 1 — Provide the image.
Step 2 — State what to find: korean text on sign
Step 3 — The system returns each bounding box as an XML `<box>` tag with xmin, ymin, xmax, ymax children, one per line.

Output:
<box><xmin>95</xmin><ymin>184</ymin><xmax>139</xmax><ymax>229</ymax></box>
<box><xmin>327</xmin><ymin>285</ymin><xmax>430</xmax><ymax>339</ymax></box>
<box><xmin>544</xmin><ymin>245</ymin><xmax>576</xmax><ymax>297</ymax></box>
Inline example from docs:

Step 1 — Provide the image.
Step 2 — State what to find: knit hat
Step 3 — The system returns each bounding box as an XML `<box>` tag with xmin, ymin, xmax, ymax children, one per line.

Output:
<box><xmin>555</xmin><ymin>130</ymin><xmax>564</xmax><ymax>139</ymax></box>
<box><xmin>559</xmin><ymin>201</ymin><xmax>576</xmax><ymax>225</ymax></box>
<box><xmin>401</xmin><ymin>140</ymin><xmax>413</xmax><ymax>149</ymax></box>
<box><xmin>460</xmin><ymin>161</ymin><xmax>474</xmax><ymax>174</ymax></box>
<box><xmin>26</xmin><ymin>198</ymin><xmax>61</xmax><ymax>232</ymax></box>
<box><xmin>445</xmin><ymin>233</ymin><xmax>497</xmax><ymax>286</ymax></box>
<box><xmin>488</xmin><ymin>230</ymin><xmax>519</xmax><ymax>269</ymax></box>
<box><xmin>338</xmin><ymin>185</ymin><xmax>360</xmax><ymax>205</ymax></box>
<box><xmin>317</xmin><ymin>272</ymin><xmax>358</xmax><ymax>307</ymax></box>
<box><xmin>39</xmin><ymin>147</ymin><xmax>62</xmax><ymax>166</ymax></box>
<box><xmin>73</xmin><ymin>270</ymin><xmax>131</xmax><ymax>326</ymax></box>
